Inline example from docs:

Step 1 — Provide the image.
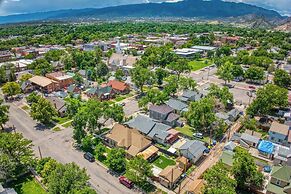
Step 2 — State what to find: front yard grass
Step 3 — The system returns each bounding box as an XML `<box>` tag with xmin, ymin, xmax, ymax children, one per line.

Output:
<box><xmin>8</xmin><ymin>175</ymin><xmax>47</xmax><ymax>194</ymax></box>
<box><xmin>189</xmin><ymin>59</ymin><xmax>212</xmax><ymax>71</ymax></box>
<box><xmin>176</xmin><ymin>125</ymin><xmax>193</xmax><ymax>137</ymax></box>
<box><xmin>153</xmin><ymin>155</ymin><xmax>176</xmax><ymax>169</ymax></box>
<box><xmin>62</xmin><ymin>121</ymin><xmax>72</xmax><ymax>128</ymax></box>
<box><xmin>21</xmin><ymin>105</ymin><xmax>30</xmax><ymax>111</ymax></box>
<box><xmin>53</xmin><ymin>116</ymin><xmax>71</xmax><ymax>125</ymax></box>
<box><xmin>52</xmin><ymin>127</ymin><xmax>61</xmax><ymax>132</ymax></box>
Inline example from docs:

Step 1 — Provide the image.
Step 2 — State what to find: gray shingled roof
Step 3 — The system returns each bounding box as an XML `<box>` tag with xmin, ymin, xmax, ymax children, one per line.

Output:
<box><xmin>149</xmin><ymin>104</ymin><xmax>174</xmax><ymax>115</ymax></box>
<box><xmin>241</xmin><ymin>133</ymin><xmax>260</xmax><ymax>144</ymax></box>
<box><xmin>182</xmin><ymin>90</ymin><xmax>198</xmax><ymax>98</ymax></box>
<box><xmin>166</xmin><ymin>99</ymin><xmax>188</xmax><ymax>112</ymax></box>
<box><xmin>180</xmin><ymin>140</ymin><xmax>206</xmax><ymax>159</ymax></box>
<box><xmin>166</xmin><ymin>113</ymin><xmax>180</xmax><ymax>122</ymax></box>
<box><xmin>125</xmin><ymin>115</ymin><xmax>156</xmax><ymax>135</ymax></box>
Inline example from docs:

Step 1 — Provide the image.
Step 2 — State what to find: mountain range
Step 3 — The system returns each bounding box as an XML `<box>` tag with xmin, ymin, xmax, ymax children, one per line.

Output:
<box><xmin>0</xmin><ymin>0</ymin><xmax>285</xmax><ymax>24</ymax></box>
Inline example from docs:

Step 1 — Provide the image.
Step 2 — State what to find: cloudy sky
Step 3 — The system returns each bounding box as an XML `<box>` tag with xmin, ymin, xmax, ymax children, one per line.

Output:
<box><xmin>0</xmin><ymin>0</ymin><xmax>290</xmax><ymax>16</ymax></box>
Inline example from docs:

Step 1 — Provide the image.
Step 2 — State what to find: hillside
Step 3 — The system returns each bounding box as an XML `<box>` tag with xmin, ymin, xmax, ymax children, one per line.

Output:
<box><xmin>0</xmin><ymin>0</ymin><xmax>283</xmax><ymax>24</ymax></box>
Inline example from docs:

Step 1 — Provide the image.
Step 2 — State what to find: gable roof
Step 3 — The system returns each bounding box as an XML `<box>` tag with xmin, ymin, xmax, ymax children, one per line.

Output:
<box><xmin>125</xmin><ymin>115</ymin><xmax>156</xmax><ymax>135</ymax></box>
<box><xmin>165</xmin><ymin>113</ymin><xmax>180</xmax><ymax>123</ymax></box>
<box><xmin>180</xmin><ymin>140</ymin><xmax>206</xmax><ymax>159</ymax></box>
<box><xmin>29</xmin><ymin>76</ymin><xmax>55</xmax><ymax>87</ymax></box>
<box><xmin>107</xmin><ymin>80</ymin><xmax>128</xmax><ymax>91</ymax></box>
<box><xmin>269</xmin><ymin>121</ymin><xmax>289</xmax><ymax>136</ymax></box>
<box><xmin>106</xmin><ymin>123</ymin><xmax>151</xmax><ymax>157</ymax></box>
<box><xmin>149</xmin><ymin>104</ymin><xmax>174</xmax><ymax>115</ymax></box>
<box><xmin>182</xmin><ymin>90</ymin><xmax>199</xmax><ymax>98</ymax></box>
<box><xmin>46</xmin><ymin>96</ymin><xmax>66</xmax><ymax>112</ymax></box>
<box><xmin>241</xmin><ymin>133</ymin><xmax>260</xmax><ymax>144</ymax></box>
<box><xmin>166</xmin><ymin>99</ymin><xmax>188</xmax><ymax>112</ymax></box>
<box><xmin>137</xmin><ymin>145</ymin><xmax>159</xmax><ymax>161</ymax></box>
<box><xmin>148</xmin><ymin>123</ymin><xmax>171</xmax><ymax>140</ymax></box>
<box><xmin>159</xmin><ymin>165</ymin><xmax>183</xmax><ymax>183</ymax></box>
<box><xmin>271</xmin><ymin>166</ymin><xmax>291</xmax><ymax>182</ymax></box>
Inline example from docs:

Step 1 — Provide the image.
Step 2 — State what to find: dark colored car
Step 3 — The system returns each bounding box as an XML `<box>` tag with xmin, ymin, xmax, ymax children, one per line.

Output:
<box><xmin>84</xmin><ymin>152</ymin><xmax>95</xmax><ymax>162</ymax></box>
<box><xmin>119</xmin><ymin>176</ymin><xmax>134</xmax><ymax>189</ymax></box>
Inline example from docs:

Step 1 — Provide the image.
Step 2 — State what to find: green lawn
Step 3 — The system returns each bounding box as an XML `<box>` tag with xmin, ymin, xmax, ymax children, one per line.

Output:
<box><xmin>52</xmin><ymin>127</ymin><xmax>61</xmax><ymax>132</ymax></box>
<box><xmin>189</xmin><ymin>59</ymin><xmax>212</xmax><ymax>71</ymax></box>
<box><xmin>115</xmin><ymin>95</ymin><xmax>127</xmax><ymax>102</ymax></box>
<box><xmin>176</xmin><ymin>125</ymin><xmax>193</xmax><ymax>137</ymax></box>
<box><xmin>53</xmin><ymin>116</ymin><xmax>71</xmax><ymax>124</ymax></box>
<box><xmin>153</xmin><ymin>155</ymin><xmax>176</xmax><ymax>169</ymax></box>
<box><xmin>62</xmin><ymin>121</ymin><xmax>72</xmax><ymax>128</ymax></box>
<box><xmin>21</xmin><ymin>105</ymin><xmax>30</xmax><ymax>111</ymax></box>
<box><xmin>8</xmin><ymin>175</ymin><xmax>47</xmax><ymax>194</ymax></box>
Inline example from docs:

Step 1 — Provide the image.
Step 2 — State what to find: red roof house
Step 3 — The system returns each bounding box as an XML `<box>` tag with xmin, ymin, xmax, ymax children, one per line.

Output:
<box><xmin>107</xmin><ymin>80</ymin><xmax>130</xmax><ymax>94</ymax></box>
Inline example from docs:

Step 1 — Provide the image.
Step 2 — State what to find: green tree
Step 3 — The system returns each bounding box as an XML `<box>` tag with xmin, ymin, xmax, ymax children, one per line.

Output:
<box><xmin>115</xmin><ymin>69</ymin><xmax>125</xmax><ymax>81</ymax></box>
<box><xmin>155</xmin><ymin>68</ymin><xmax>168</xmax><ymax>86</ymax></box>
<box><xmin>28</xmin><ymin>58</ymin><xmax>53</xmax><ymax>76</ymax></box>
<box><xmin>103</xmin><ymin>103</ymin><xmax>125</xmax><ymax>123</ymax></box>
<box><xmin>30</xmin><ymin>97</ymin><xmax>58</xmax><ymax>124</ymax></box>
<box><xmin>203</xmin><ymin>162</ymin><xmax>237</xmax><ymax>194</ymax></box>
<box><xmin>213</xmin><ymin>119</ymin><xmax>227</xmax><ymax>140</ymax></box>
<box><xmin>81</xmin><ymin>135</ymin><xmax>94</xmax><ymax>153</ymax></box>
<box><xmin>126</xmin><ymin>156</ymin><xmax>153</xmax><ymax>189</ymax></box>
<box><xmin>65</xmin><ymin>97</ymin><xmax>82</xmax><ymax>118</ymax></box>
<box><xmin>247</xmin><ymin>84</ymin><xmax>288</xmax><ymax>116</ymax></box>
<box><xmin>232</xmin><ymin>148</ymin><xmax>264</xmax><ymax>189</ymax></box>
<box><xmin>47</xmin><ymin>163</ymin><xmax>92</xmax><ymax>194</ymax></box>
<box><xmin>164</xmin><ymin>75</ymin><xmax>179</xmax><ymax>96</ymax></box>
<box><xmin>0</xmin><ymin>99</ymin><xmax>9</xmax><ymax>130</ymax></box>
<box><xmin>96</xmin><ymin>62</ymin><xmax>109</xmax><ymax>77</ymax></box>
<box><xmin>41</xmin><ymin>158</ymin><xmax>59</xmax><ymax>184</ymax></box>
<box><xmin>73</xmin><ymin>73</ymin><xmax>84</xmax><ymax>86</ymax></box>
<box><xmin>208</xmin><ymin>84</ymin><xmax>233</xmax><ymax>107</ymax></box>
<box><xmin>94</xmin><ymin>142</ymin><xmax>106</xmax><ymax>160</ymax></box>
<box><xmin>0</xmin><ymin>132</ymin><xmax>34</xmax><ymax>181</ymax></box>
<box><xmin>2</xmin><ymin>82</ymin><xmax>21</xmax><ymax>97</ymax></box>
<box><xmin>107</xmin><ymin>148</ymin><xmax>126</xmax><ymax>173</ymax></box>
<box><xmin>231</xmin><ymin>65</ymin><xmax>244</xmax><ymax>78</ymax></box>
<box><xmin>244</xmin><ymin>66</ymin><xmax>265</xmax><ymax>83</ymax></box>
<box><xmin>179</xmin><ymin>76</ymin><xmax>197</xmax><ymax>91</ymax></box>
<box><xmin>273</xmin><ymin>69</ymin><xmax>291</xmax><ymax>88</ymax></box>
<box><xmin>26</xmin><ymin>91</ymin><xmax>41</xmax><ymax>104</ymax></box>
<box><xmin>131</xmin><ymin>66</ymin><xmax>155</xmax><ymax>93</ymax></box>
<box><xmin>19</xmin><ymin>73</ymin><xmax>33</xmax><ymax>82</ymax></box>
<box><xmin>167</xmin><ymin>58</ymin><xmax>191</xmax><ymax>79</ymax></box>
<box><xmin>187</xmin><ymin>97</ymin><xmax>216</xmax><ymax>133</ymax></box>
<box><xmin>217</xmin><ymin>61</ymin><xmax>234</xmax><ymax>84</ymax></box>
<box><xmin>138</xmin><ymin>88</ymin><xmax>169</xmax><ymax>108</ymax></box>
<box><xmin>44</xmin><ymin>49</ymin><xmax>65</xmax><ymax>62</ymax></box>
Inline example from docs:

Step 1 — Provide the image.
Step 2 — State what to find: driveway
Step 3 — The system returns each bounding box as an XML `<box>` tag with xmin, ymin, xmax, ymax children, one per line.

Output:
<box><xmin>7</xmin><ymin>103</ymin><xmax>136</xmax><ymax>194</ymax></box>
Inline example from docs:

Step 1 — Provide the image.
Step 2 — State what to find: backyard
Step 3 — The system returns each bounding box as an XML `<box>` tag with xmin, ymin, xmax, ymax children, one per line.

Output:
<box><xmin>8</xmin><ymin>175</ymin><xmax>47</xmax><ymax>194</ymax></box>
<box><xmin>152</xmin><ymin>155</ymin><xmax>176</xmax><ymax>169</ymax></box>
<box><xmin>189</xmin><ymin>59</ymin><xmax>213</xmax><ymax>71</ymax></box>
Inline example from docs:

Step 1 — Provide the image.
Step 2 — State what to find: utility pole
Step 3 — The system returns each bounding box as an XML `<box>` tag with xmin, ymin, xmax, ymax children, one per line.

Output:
<box><xmin>38</xmin><ymin>146</ymin><xmax>43</xmax><ymax>159</ymax></box>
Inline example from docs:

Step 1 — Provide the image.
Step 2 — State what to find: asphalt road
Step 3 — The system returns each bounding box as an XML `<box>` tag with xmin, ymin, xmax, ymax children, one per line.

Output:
<box><xmin>7</xmin><ymin>103</ymin><xmax>136</xmax><ymax>194</ymax></box>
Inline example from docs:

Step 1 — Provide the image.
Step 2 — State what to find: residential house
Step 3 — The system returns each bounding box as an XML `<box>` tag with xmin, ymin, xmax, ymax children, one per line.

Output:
<box><xmin>67</xmin><ymin>84</ymin><xmax>81</xmax><ymax>94</ymax></box>
<box><xmin>269</xmin><ymin>122</ymin><xmax>291</xmax><ymax>146</ymax></box>
<box><xmin>0</xmin><ymin>50</ymin><xmax>13</xmax><ymax>62</ymax></box>
<box><xmin>46</xmin><ymin>72</ymin><xmax>74</xmax><ymax>89</ymax></box>
<box><xmin>108</xmin><ymin>53</ymin><xmax>138</xmax><ymax>71</ymax></box>
<box><xmin>105</xmin><ymin>124</ymin><xmax>151</xmax><ymax>158</ymax></box>
<box><xmin>137</xmin><ymin>145</ymin><xmax>159</xmax><ymax>162</ymax></box>
<box><xmin>126</xmin><ymin>115</ymin><xmax>179</xmax><ymax>145</ymax></box>
<box><xmin>178</xmin><ymin>90</ymin><xmax>202</xmax><ymax>103</ymax></box>
<box><xmin>149</xmin><ymin>104</ymin><xmax>181</xmax><ymax>127</ymax></box>
<box><xmin>240</xmin><ymin>133</ymin><xmax>260</xmax><ymax>148</ymax></box>
<box><xmin>266</xmin><ymin>166</ymin><xmax>291</xmax><ymax>194</ymax></box>
<box><xmin>21</xmin><ymin>80</ymin><xmax>33</xmax><ymax>93</ymax></box>
<box><xmin>227</xmin><ymin>108</ymin><xmax>240</xmax><ymax>122</ymax></box>
<box><xmin>274</xmin><ymin>145</ymin><xmax>291</xmax><ymax>166</ymax></box>
<box><xmin>185</xmin><ymin>179</ymin><xmax>204</xmax><ymax>194</ymax></box>
<box><xmin>166</xmin><ymin>99</ymin><xmax>188</xmax><ymax>113</ymax></box>
<box><xmin>29</xmin><ymin>75</ymin><xmax>60</xmax><ymax>93</ymax></box>
<box><xmin>179</xmin><ymin>140</ymin><xmax>206</xmax><ymax>164</ymax></box>
<box><xmin>0</xmin><ymin>184</ymin><xmax>17</xmax><ymax>194</ymax></box>
<box><xmin>86</xmin><ymin>86</ymin><xmax>114</xmax><ymax>100</ymax></box>
<box><xmin>224</xmin><ymin>141</ymin><xmax>236</xmax><ymax>151</ymax></box>
<box><xmin>159</xmin><ymin>165</ymin><xmax>184</xmax><ymax>189</ymax></box>
<box><xmin>107</xmin><ymin>80</ymin><xmax>130</xmax><ymax>94</ymax></box>
<box><xmin>220</xmin><ymin>150</ymin><xmax>234</xmax><ymax>169</ymax></box>
<box><xmin>46</xmin><ymin>96</ymin><xmax>67</xmax><ymax>117</ymax></box>
<box><xmin>257</xmin><ymin>140</ymin><xmax>274</xmax><ymax>159</ymax></box>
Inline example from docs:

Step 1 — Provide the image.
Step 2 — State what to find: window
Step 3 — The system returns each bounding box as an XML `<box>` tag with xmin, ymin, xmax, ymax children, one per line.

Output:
<box><xmin>276</xmin><ymin>179</ymin><xmax>281</xmax><ymax>186</ymax></box>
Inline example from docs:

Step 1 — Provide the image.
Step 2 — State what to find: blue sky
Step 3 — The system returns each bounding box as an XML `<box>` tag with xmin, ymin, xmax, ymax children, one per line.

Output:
<box><xmin>0</xmin><ymin>0</ymin><xmax>290</xmax><ymax>16</ymax></box>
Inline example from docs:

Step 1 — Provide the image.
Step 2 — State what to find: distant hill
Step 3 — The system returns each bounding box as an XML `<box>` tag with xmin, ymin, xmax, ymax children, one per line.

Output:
<box><xmin>0</xmin><ymin>0</ymin><xmax>283</xmax><ymax>24</ymax></box>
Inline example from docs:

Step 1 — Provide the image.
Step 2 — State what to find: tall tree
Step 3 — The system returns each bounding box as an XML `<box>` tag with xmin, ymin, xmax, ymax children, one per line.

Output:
<box><xmin>65</xmin><ymin>97</ymin><xmax>82</xmax><ymax>118</ymax></box>
<box><xmin>47</xmin><ymin>163</ymin><xmax>93</xmax><ymax>194</ymax></box>
<box><xmin>0</xmin><ymin>99</ymin><xmax>9</xmax><ymax>130</ymax></box>
<box><xmin>208</xmin><ymin>84</ymin><xmax>233</xmax><ymax>107</ymax></box>
<box><xmin>187</xmin><ymin>97</ymin><xmax>216</xmax><ymax>133</ymax></box>
<box><xmin>28</xmin><ymin>58</ymin><xmax>53</xmax><ymax>76</ymax></box>
<box><xmin>273</xmin><ymin>69</ymin><xmax>291</xmax><ymax>88</ymax></box>
<box><xmin>203</xmin><ymin>162</ymin><xmax>237</xmax><ymax>194</ymax></box>
<box><xmin>131</xmin><ymin>66</ymin><xmax>155</xmax><ymax>93</ymax></box>
<box><xmin>217</xmin><ymin>61</ymin><xmax>234</xmax><ymax>84</ymax></box>
<box><xmin>1</xmin><ymin>82</ymin><xmax>21</xmax><ymax>97</ymax></box>
<box><xmin>126</xmin><ymin>156</ymin><xmax>153</xmax><ymax>189</ymax></box>
<box><xmin>155</xmin><ymin>68</ymin><xmax>168</xmax><ymax>86</ymax></box>
<box><xmin>247</xmin><ymin>84</ymin><xmax>288</xmax><ymax>116</ymax></box>
<box><xmin>167</xmin><ymin>58</ymin><xmax>191</xmax><ymax>79</ymax></box>
<box><xmin>179</xmin><ymin>76</ymin><xmax>197</xmax><ymax>91</ymax></box>
<box><xmin>115</xmin><ymin>69</ymin><xmax>125</xmax><ymax>81</ymax></box>
<box><xmin>107</xmin><ymin>148</ymin><xmax>126</xmax><ymax>173</ymax></box>
<box><xmin>232</xmin><ymin>148</ymin><xmax>264</xmax><ymax>189</ymax></box>
<box><xmin>30</xmin><ymin>97</ymin><xmax>58</xmax><ymax>124</ymax></box>
<box><xmin>138</xmin><ymin>88</ymin><xmax>169</xmax><ymax>108</ymax></box>
<box><xmin>0</xmin><ymin>132</ymin><xmax>34</xmax><ymax>181</ymax></box>
<box><xmin>244</xmin><ymin>66</ymin><xmax>265</xmax><ymax>83</ymax></box>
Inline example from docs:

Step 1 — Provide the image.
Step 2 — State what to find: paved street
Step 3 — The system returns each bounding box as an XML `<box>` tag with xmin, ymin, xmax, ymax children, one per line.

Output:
<box><xmin>7</xmin><ymin>103</ymin><xmax>136</xmax><ymax>194</ymax></box>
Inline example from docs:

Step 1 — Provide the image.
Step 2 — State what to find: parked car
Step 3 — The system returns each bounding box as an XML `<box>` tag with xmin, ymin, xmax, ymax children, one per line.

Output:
<box><xmin>263</xmin><ymin>166</ymin><xmax>272</xmax><ymax>173</ymax></box>
<box><xmin>83</xmin><ymin>152</ymin><xmax>95</xmax><ymax>162</ymax></box>
<box><xmin>193</xmin><ymin>133</ymin><xmax>203</xmax><ymax>139</ymax></box>
<box><xmin>119</xmin><ymin>176</ymin><xmax>134</xmax><ymax>189</ymax></box>
<box><xmin>119</xmin><ymin>102</ymin><xmax>126</xmax><ymax>106</ymax></box>
<box><xmin>248</xmin><ymin>85</ymin><xmax>256</xmax><ymax>90</ymax></box>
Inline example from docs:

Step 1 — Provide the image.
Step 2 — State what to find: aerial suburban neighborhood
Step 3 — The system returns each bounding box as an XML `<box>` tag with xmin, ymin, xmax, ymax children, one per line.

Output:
<box><xmin>0</xmin><ymin>2</ymin><xmax>291</xmax><ymax>194</ymax></box>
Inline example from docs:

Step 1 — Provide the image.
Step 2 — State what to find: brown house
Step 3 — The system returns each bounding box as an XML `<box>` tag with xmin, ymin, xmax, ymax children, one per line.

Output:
<box><xmin>107</xmin><ymin>80</ymin><xmax>130</xmax><ymax>94</ymax></box>
<box><xmin>29</xmin><ymin>76</ymin><xmax>60</xmax><ymax>93</ymax></box>
<box><xmin>46</xmin><ymin>72</ymin><xmax>74</xmax><ymax>89</ymax></box>
<box><xmin>159</xmin><ymin>165</ymin><xmax>184</xmax><ymax>189</ymax></box>
<box><xmin>266</xmin><ymin>166</ymin><xmax>291</xmax><ymax>194</ymax></box>
<box><xmin>105</xmin><ymin>124</ymin><xmax>152</xmax><ymax>158</ymax></box>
